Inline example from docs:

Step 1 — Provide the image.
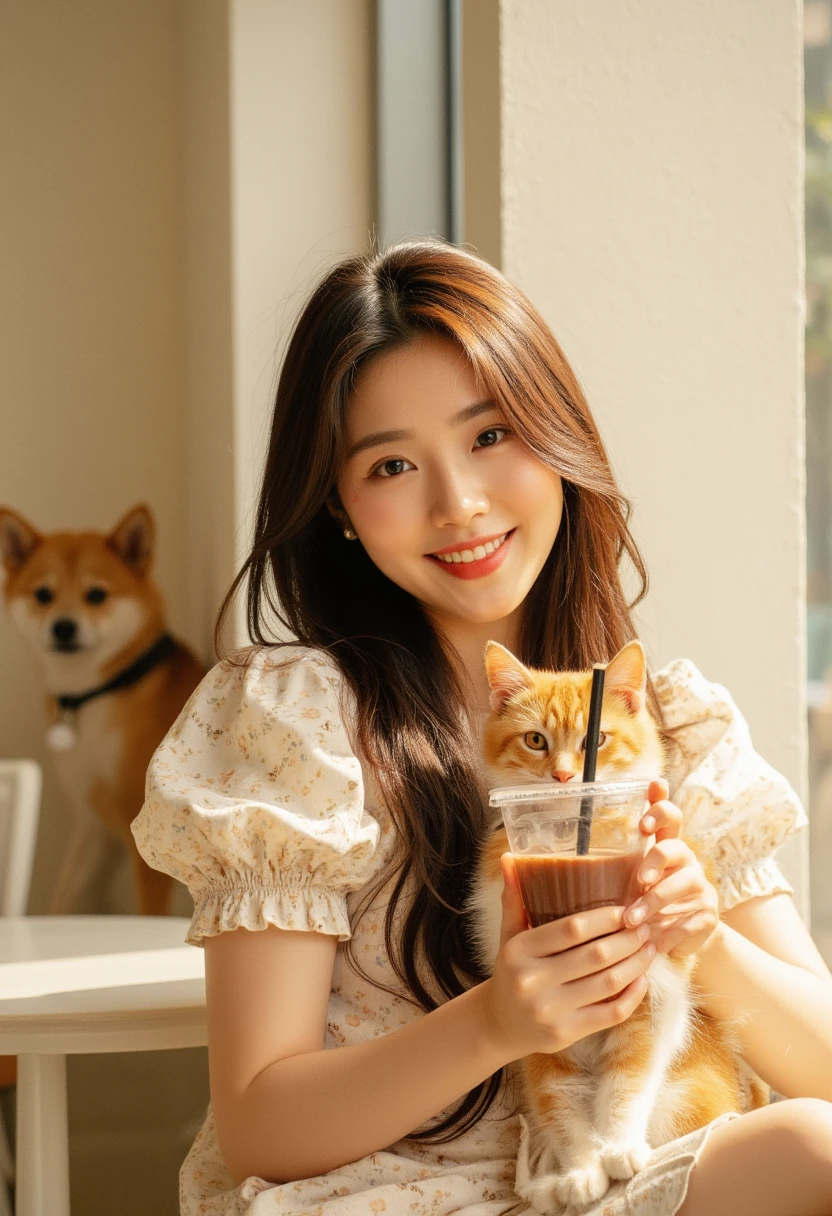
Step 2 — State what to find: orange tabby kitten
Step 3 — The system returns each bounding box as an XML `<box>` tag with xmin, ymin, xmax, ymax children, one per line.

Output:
<box><xmin>469</xmin><ymin>640</ymin><xmax>765</xmax><ymax>1212</ymax></box>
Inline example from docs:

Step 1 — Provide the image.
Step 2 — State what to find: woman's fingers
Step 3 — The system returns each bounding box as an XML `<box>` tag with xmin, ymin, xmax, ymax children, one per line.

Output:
<box><xmin>577</xmin><ymin>974</ymin><xmax>650</xmax><ymax>1036</ymax></box>
<box><xmin>637</xmin><ymin>837</ymin><xmax>690</xmax><ymax>885</ymax></box>
<box><xmin>653</xmin><ymin>910</ymin><xmax>718</xmax><ymax>958</ymax></box>
<box><xmin>625</xmin><ymin>871</ymin><xmax>703</xmax><ymax>926</ymax></box>
<box><xmin>566</xmin><ymin>939</ymin><xmax>656</xmax><ymax>1007</ymax></box>
<box><xmin>498</xmin><ymin>853</ymin><xmax>529</xmax><ymax>948</ymax></box>
<box><xmin>517</xmin><ymin>905</ymin><xmax>628</xmax><ymax>959</ymax></box>
<box><xmin>554</xmin><ymin>923</ymin><xmax>652</xmax><ymax>983</ymax></box>
<box><xmin>647</xmin><ymin>778</ymin><xmax>669</xmax><ymax>805</ymax></box>
<box><xmin>641</xmin><ymin>796</ymin><xmax>682</xmax><ymax>842</ymax></box>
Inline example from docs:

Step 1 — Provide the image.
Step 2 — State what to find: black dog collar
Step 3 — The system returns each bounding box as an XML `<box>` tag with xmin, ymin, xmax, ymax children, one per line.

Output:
<box><xmin>47</xmin><ymin>632</ymin><xmax>177</xmax><ymax>751</ymax></box>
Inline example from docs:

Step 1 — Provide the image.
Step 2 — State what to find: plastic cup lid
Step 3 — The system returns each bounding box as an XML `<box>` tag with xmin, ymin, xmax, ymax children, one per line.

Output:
<box><xmin>488</xmin><ymin>779</ymin><xmax>650</xmax><ymax>808</ymax></box>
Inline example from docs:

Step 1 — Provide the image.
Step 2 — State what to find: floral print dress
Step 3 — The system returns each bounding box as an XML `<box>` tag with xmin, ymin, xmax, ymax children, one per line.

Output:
<box><xmin>131</xmin><ymin>645</ymin><xmax>808</xmax><ymax>1216</ymax></box>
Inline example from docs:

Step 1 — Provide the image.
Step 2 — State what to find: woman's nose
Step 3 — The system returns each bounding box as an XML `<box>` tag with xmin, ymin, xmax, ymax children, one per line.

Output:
<box><xmin>428</xmin><ymin>469</ymin><xmax>490</xmax><ymax>528</ymax></box>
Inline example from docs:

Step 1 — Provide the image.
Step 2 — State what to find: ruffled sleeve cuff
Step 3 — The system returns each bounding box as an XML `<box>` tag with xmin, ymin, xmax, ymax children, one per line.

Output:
<box><xmin>653</xmin><ymin>658</ymin><xmax>808</xmax><ymax>913</ymax></box>
<box><xmin>714</xmin><ymin>855</ymin><xmax>795</xmax><ymax>913</ymax></box>
<box><xmin>186</xmin><ymin>877</ymin><xmax>352</xmax><ymax>947</ymax></box>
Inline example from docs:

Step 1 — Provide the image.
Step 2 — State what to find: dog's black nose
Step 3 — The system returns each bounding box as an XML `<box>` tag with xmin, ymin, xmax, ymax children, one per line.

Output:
<box><xmin>52</xmin><ymin>618</ymin><xmax>78</xmax><ymax>643</ymax></box>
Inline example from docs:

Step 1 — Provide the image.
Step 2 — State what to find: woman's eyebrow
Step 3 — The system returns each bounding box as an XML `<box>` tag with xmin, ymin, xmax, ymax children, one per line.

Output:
<box><xmin>346</xmin><ymin>399</ymin><xmax>497</xmax><ymax>460</ymax></box>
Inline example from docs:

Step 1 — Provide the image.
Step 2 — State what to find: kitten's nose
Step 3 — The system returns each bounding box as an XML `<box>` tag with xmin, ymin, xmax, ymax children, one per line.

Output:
<box><xmin>552</xmin><ymin>770</ymin><xmax>576</xmax><ymax>783</ymax></box>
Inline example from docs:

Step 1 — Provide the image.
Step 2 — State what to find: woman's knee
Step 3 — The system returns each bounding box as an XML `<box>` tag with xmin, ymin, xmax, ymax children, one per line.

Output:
<box><xmin>679</xmin><ymin>1099</ymin><xmax>832</xmax><ymax>1216</ymax></box>
<box><xmin>771</xmin><ymin>1098</ymin><xmax>832</xmax><ymax>1168</ymax></box>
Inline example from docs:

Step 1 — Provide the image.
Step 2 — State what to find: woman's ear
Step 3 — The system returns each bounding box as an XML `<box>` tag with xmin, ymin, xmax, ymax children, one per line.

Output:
<box><xmin>326</xmin><ymin>493</ymin><xmax>349</xmax><ymax>529</ymax></box>
<box><xmin>326</xmin><ymin>493</ymin><xmax>357</xmax><ymax>539</ymax></box>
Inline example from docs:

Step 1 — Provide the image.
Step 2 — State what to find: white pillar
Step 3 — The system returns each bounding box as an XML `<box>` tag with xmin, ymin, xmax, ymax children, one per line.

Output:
<box><xmin>181</xmin><ymin>0</ymin><xmax>375</xmax><ymax>653</ymax></box>
<box><xmin>499</xmin><ymin>0</ymin><xmax>807</xmax><ymax>908</ymax></box>
<box><xmin>228</xmin><ymin>0</ymin><xmax>374</xmax><ymax>634</ymax></box>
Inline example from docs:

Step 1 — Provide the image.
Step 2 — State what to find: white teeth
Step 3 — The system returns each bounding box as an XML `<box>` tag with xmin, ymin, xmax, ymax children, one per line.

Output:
<box><xmin>433</xmin><ymin>531</ymin><xmax>509</xmax><ymax>563</ymax></box>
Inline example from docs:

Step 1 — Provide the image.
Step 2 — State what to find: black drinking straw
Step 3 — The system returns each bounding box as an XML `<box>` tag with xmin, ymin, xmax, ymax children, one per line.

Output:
<box><xmin>577</xmin><ymin>664</ymin><xmax>606</xmax><ymax>855</ymax></box>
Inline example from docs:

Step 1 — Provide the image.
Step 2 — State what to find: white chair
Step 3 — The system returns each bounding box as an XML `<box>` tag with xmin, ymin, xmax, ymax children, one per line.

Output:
<box><xmin>0</xmin><ymin>761</ymin><xmax>43</xmax><ymax>1216</ymax></box>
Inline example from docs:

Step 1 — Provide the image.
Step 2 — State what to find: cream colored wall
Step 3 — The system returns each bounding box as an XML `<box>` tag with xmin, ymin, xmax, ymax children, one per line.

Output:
<box><xmin>182</xmin><ymin>0</ymin><xmax>237</xmax><ymax>663</ymax></box>
<box><xmin>0</xmin><ymin>0</ymin><xmax>190</xmax><ymax>914</ymax></box>
<box><xmin>0</xmin><ymin>4</ymin><xmax>208</xmax><ymax>1214</ymax></box>
<box><xmin>499</xmin><ymin>0</ymin><xmax>807</xmax><ymax>905</ymax></box>
<box><xmin>0</xmin><ymin>2</ymin><xmax>375</xmax><ymax>1211</ymax></box>
<box><xmin>462</xmin><ymin>0</ymin><xmax>501</xmax><ymax>267</ymax></box>
<box><xmin>228</xmin><ymin>0</ymin><xmax>375</xmax><ymax>645</ymax></box>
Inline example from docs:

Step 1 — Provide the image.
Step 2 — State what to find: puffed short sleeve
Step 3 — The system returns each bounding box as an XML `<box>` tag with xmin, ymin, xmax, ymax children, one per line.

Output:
<box><xmin>130</xmin><ymin>645</ymin><xmax>381</xmax><ymax>945</ymax></box>
<box><xmin>653</xmin><ymin>659</ymin><xmax>808</xmax><ymax>912</ymax></box>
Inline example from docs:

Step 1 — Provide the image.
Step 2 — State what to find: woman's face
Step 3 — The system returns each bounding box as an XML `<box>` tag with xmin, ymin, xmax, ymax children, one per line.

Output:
<box><xmin>336</xmin><ymin>333</ymin><xmax>564</xmax><ymax>633</ymax></box>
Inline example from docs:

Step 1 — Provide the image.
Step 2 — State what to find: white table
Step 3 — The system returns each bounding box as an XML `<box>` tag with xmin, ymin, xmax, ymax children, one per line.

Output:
<box><xmin>0</xmin><ymin>916</ymin><xmax>206</xmax><ymax>1216</ymax></box>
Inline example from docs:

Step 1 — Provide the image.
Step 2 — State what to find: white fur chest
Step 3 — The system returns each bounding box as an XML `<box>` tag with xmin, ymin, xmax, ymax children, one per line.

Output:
<box><xmin>467</xmin><ymin>868</ymin><xmax>504</xmax><ymax>972</ymax></box>
<box><xmin>49</xmin><ymin>697</ymin><xmax>123</xmax><ymax>815</ymax></box>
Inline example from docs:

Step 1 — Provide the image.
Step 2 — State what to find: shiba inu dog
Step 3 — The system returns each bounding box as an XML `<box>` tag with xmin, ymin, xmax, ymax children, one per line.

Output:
<box><xmin>0</xmin><ymin>503</ymin><xmax>204</xmax><ymax>915</ymax></box>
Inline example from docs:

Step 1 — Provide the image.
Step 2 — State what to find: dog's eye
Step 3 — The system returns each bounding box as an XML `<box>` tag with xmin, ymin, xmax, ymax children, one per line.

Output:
<box><xmin>33</xmin><ymin>587</ymin><xmax>53</xmax><ymax>605</ymax></box>
<box><xmin>85</xmin><ymin>587</ymin><xmax>108</xmax><ymax>605</ymax></box>
<box><xmin>523</xmin><ymin>731</ymin><xmax>548</xmax><ymax>752</ymax></box>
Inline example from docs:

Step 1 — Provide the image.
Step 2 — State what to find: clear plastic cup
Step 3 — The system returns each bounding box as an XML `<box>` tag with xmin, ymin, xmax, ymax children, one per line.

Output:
<box><xmin>489</xmin><ymin>780</ymin><xmax>650</xmax><ymax>926</ymax></box>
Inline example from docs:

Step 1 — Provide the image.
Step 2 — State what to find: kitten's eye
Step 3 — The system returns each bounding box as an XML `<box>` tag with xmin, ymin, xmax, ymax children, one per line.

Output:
<box><xmin>85</xmin><ymin>587</ymin><xmax>108</xmax><ymax>605</ymax></box>
<box><xmin>579</xmin><ymin>732</ymin><xmax>608</xmax><ymax>750</ymax></box>
<box><xmin>34</xmin><ymin>587</ymin><xmax>54</xmax><ymax>605</ymax></box>
<box><xmin>523</xmin><ymin>731</ymin><xmax>548</xmax><ymax>752</ymax></box>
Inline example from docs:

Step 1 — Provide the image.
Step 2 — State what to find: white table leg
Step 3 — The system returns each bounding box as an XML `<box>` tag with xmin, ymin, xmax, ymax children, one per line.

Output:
<box><xmin>15</xmin><ymin>1054</ymin><xmax>69</xmax><ymax>1216</ymax></box>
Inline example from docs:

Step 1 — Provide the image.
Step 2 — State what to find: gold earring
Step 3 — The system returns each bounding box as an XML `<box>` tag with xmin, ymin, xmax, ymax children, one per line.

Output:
<box><xmin>343</xmin><ymin>527</ymin><xmax>357</xmax><ymax>541</ymax></box>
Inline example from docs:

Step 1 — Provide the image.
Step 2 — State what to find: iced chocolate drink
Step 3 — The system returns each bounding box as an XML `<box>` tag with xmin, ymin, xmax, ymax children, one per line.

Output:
<box><xmin>513</xmin><ymin>850</ymin><xmax>643</xmax><ymax>926</ymax></box>
<box><xmin>490</xmin><ymin>780</ymin><xmax>649</xmax><ymax>924</ymax></box>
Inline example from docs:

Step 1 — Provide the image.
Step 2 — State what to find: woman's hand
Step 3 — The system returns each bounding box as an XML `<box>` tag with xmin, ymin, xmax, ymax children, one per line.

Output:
<box><xmin>622</xmin><ymin>778</ymin><xmax>720</xmax><ymax>958</ymax></box>
<box><xmin>481</xmin><ymin>854</ymin><xmax>655</xmax><ymax>1061</ymax></box>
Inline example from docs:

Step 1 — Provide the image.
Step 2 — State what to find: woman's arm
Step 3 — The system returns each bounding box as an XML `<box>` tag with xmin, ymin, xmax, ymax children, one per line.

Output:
<box><xmin>206</xmin><ymin>924</ymin><xmax>504</xmax><ymax>1187</ymax></box>
<box><xmin>205</xmin><ymin>872</ymin><xmax>655</xmax><ymax>1187</ymax></box>
<box><xmin>694</xmin><ymin>892</ymin><xmax>832</xmax><ymax>1100</ymax></box>
<box><xmin>625</xmin><ymin>783</ymin><xmax>832</xmax><ymax>1100</ymax></box>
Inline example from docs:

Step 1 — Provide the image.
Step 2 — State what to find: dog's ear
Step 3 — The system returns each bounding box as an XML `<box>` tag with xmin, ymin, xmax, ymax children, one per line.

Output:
<box><xmin>0</xmin><ymin>508</ymin><xmax>42</xmax><ymax>575</ymax></box>
<box><xmin>107</xmin><ymin>504</ymin><xmax>155</xmax><ymax>577</ymax></box>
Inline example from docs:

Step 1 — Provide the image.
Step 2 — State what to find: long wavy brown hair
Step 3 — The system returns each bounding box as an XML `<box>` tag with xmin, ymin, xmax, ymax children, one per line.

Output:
<box><xmin>215</xmin><ymin>240</ymin><xmax>652</xmax><ymax>1142</ymax></box>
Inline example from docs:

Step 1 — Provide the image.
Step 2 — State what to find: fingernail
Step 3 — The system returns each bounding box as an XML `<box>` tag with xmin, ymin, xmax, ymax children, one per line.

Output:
<box><xmin>640</xmin><ymin>868</ymin><xmax>657</xmax><ymax>884</ymax></box>
<box><xmin>628</xmin><ymin>904</ymin><xmax>647</xmax><ymax>924</ymax></box>
<box><xmin>637</xmin><ymin>924</ymin><xmax>651</xmax><ymax>941</ymax></box>
<box><xmin>642</xmin><ymin>816</ymin><xmax>656</xmax><ymax>832</ymax></box>
<box><xmin>645</xmin><ymin>943</ymin><xmax>657</xmax><ymax>959</ymax></box>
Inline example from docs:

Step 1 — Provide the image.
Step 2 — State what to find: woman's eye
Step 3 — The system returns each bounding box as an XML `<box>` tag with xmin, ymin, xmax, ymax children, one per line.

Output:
<box><xmin>523</xmin><ymin>731</ymin><xmax>548</xmax><ymax>751</ymax></box>
<box><xmin>579</xmin><ymin>732</ymin><xmax>608</xmax><ymax>750</ymax></box>
<box><xmin>373</xmin><ymin>457</ymin><xmax>412</xmax><ymax>478</ymax></box>
<box><xmin>34</xmin><ymin>587</ymin><xmax>54</xmax><ymax>605</ymax></box>
<box><xmin>85</xmin><ymin>587</ymin><xmax>108</xmax><ymax>605</ymax></box>
<box><xmin>474</xmin><ymin>426</ymin><xmax>509</xmax><ymax>448</ymax></box>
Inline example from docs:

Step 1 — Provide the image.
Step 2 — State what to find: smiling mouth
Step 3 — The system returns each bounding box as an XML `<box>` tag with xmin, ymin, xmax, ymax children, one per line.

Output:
<box><xmin>425</xmin><ymin>529</ymin><xmax>516</xmax><ymax>579</ymax></box>
<box><xmin>428</xmin><ymin>530</ymin><xmax>513</xmax><ymax>565</ymax></box>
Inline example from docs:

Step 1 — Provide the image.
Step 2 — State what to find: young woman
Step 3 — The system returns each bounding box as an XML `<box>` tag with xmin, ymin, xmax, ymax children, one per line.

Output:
<box><xmin>132</xmin><ymin>241</ymin><xmax>832</xmax><ymax>1216</ymax></box>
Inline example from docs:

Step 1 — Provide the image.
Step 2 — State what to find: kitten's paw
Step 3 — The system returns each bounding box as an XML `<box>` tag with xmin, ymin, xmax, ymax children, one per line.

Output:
<box><xmin>514</xmin><ymin>1172</ymin><xmax>562</xmax><ymax>1216</ymax></box>
<box><xmin>552</xmin><ymin>1161</ymin><xmax>610</xmax><ymax>1209</ymax></box>
<box><xmin>600</xmin><ymin>1140</ymin><xmax>651</xmax><ymax>1181</ymax></box>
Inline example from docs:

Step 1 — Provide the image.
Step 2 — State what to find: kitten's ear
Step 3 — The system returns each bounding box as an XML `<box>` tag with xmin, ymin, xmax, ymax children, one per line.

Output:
<box><xmin>485</xmin><ymin>641</ymin><xmax>534</xmax><ymax>713</ymax></box>
<box><xmin>604</xmin><ymin>641</ymin><xmax>647</xmax><ymax>715</ymax></box>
